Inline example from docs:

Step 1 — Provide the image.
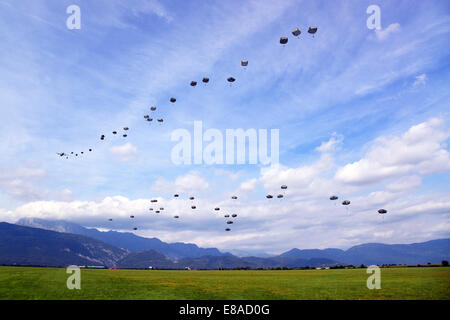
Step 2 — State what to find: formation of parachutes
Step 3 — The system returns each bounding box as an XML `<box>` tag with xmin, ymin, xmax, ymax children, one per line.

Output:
<box><xmin>329</xmin><ymin>195</ymin><xmax>388</xmax><ymax>217</ymax></box>
<box><xmin>56</xmin><ymin>25</ymin><xmax>320</xmax><ymax>159</ymax></box>
<box><xmin>55</xmin><ymin>24</ymin><xmax>390</xmax><ymax>232</ymax></box>
<box><xmin>107</xmin><ymin>186</ymin><xmax>290</xmax><ymax>232</ymax></box>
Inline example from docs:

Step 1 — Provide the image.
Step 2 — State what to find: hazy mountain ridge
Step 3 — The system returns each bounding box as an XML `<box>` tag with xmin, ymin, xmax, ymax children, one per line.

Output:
<box><xmin>17</xmin><ymin>218</ymin><xmax>230</xmax><ymax>259</ymax></box>
<box><xmin>0</xmin><ymin>222</ymin><xmax>129</xmax><ymax>267</ymax></box>
<box><xmin>9</xmin><ymin>219</ymin><xmax>450</xmax><ymax>268</ymax></box>
<box><xmin>278</xmin><ymin>239</ymin><xmax>450</xmax><ymax>265</ymax></box>
<box><xmin>117</xmin><ymin>251</ymin><xmax>341</xmax><ymax>269</ymax></box>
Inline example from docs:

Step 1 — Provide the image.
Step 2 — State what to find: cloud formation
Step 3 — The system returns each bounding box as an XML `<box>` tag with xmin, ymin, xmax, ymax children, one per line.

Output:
<box><xmin>335</xmin><ymin>118</ymin><xmax>450</xmax><ymax>186</ymax></box>
<box><xmin>376</xmin><ymin>23</ymin><xmax>401</xmax><ymax>41</ymax></box>
<box><xmin>109</xmin><ymin>143</ymin><xmax>138</xmax><ymax>162</ymax></box>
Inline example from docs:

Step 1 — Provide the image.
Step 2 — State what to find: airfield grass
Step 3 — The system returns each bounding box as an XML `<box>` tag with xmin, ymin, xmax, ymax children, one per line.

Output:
<box><xmin>0</xmin><ymin>266</ymin><xmax>448</xmax><ymax>300</ymax></box>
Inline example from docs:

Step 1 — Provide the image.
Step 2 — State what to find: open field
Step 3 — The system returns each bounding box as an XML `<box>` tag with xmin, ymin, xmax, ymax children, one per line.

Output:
<box><xmin>0</xmin><ymin>266</ymin><xmax>448</xmax><ymax>300</ymax></box>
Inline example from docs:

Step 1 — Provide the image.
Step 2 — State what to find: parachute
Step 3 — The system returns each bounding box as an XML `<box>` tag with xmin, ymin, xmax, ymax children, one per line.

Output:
<box><xmin>155</xmin><ymin>210</ymin><xmax>160</xmax><ymax>213</ymax></box>
<box><xmin>292</xmin><ymin>28</ymin><xmax>301</xmax><ymax>37</ymax></box>
<box><xmin>189</xmin><ymin>196</ymin><xmax>195</xmax><ymax>200</ymax></box>
<box><xmin>144</xmin><ymin>114</ymin><xmax>149</xmax><ymax>118</ymax></box>
<box><xmin>81</xmin><ymin>152</ymin><xmax>84</xmax><ymax>154</ymax></box>
<box><xmin>170</xmin><ymin>97</ymin><xmax>176</xmax><ymax>103</ymax></box>
<box><xmin>89</xmin><ymin>149</ymin><xmax>92</xmax><ymax>152</ymax></box>
<box><xmin>241</xmin><ymin>60</ymin><xmax>248</xmax><ymax>67</ymax></box>
<box><xmin>150</xmin><ymin>106</ymin><xmax>156</xmax><ymax>111</ymax></box>
<box><xmin>191</xmin><ymin>206</ymin><xmax>196</xmax><ymax>209</ymax></box>
<box><xmin>112</xmin><ymin>131</ymin><xmax>117</xmax><ymax>135</ymax></box>
<box><xmin>378</xmin><ymin>209</ymin><xmax>387</xmax><ymax>214</ymax></box>
<box><xmin>308</xmin><ymin>26</ymin><xmax>318</xmax><ymax>36</ymax></box>
<box><xmin>281</xmin><ymin>185</ymin><xmax>287</xmax><ymax>190</ymax></box>
<box><xmin>330</xmin><ymin>195</ymin><xmax>339</xmax><ymax>206</ymax></box>
<box><xmin>151</xmin><ymin>199</ymin><xmax>158</xmax><ymax>203</ymax></box>
<box><xmin>231</xmin><ymin>196</ymin><xmax>238</xmax><ymax>200</ymax></box>
<box><xmin>160</xmin><ymin>207</ymin><xmax>164</xmax><ymax>211</ymax></box>
<box><xmin>231</xmin><ymin>214</ymin><xmax>237</xmax><ymax>218</ymax></box>
<box><xmin>149</xmin><ymin>208</ymin><xmax>153</xmax><ymax>211</ymax></box>
<box><xmin>214</xmin><ymin>208</ymin><xmax>220</xmax><ymax>211</ymax></box>
<box><xmin>108</xmin><ymin>218</ymin><xmax>113</xmax><ymax>221</ymax></box>
<box><xmin>224</xmin><ymin>214</ymin><xmax>230</xmax><ymax>218</ymax></box>
<box><xmin>100</xmin><ymin>135</ymin><xmax>105</xmax><ymax>140</ymax></box>
<box><xmin>157</xmin><ymin>118</ymin><xmax>163</xmax><ymax>123</ymax></box>
<box><xmin>130</xmin><ymin>215</ymin><xmax>135</xmax><ymax>218</ymax></box>
<box><xmin>342</xmin><ymin>200</ymin><xmax>351</xmax><ymax>214</ymax></box>
<box><xmin>190</xmin><ymin>81</ymin><xmax>197</xmax><ymax>86</ymax></box>
<box><xmin>147</xmin><ymin>118</ymin><xmax>153</xmax><ymax>122</ymax></box>
<box><xmin>174</xmin><ymin>194</ymin><xmax>179</xmax><ymax>198</ymax></box>
<box><xmin>123</xmin><ymin>127</ymin><xmax>129</xmax><ymax>131</ymax></box>
<box><xmin>227</xmin><ymin>77</ymin><xmax>236</xmax><ymax>83</ymax></box>
<box><xmin>225</xmin><ymin>228</ymin><xmax>231</xmax><ymax>231</ymax></box>
<box><xmin>226</xmin><ymin>221</ymin><xmax>233</xmax><ymax>224</ymax></box>
<box><xmin>266</xmin><ymin>194</ymin><xmax>273</xmax><ymax>199</ymax></box>
<box><xmin>123</xmin><ymin>134</ymin><xmax>127</xmax><ymax>137</ymax></box>
<box><xmin>202</xmin><ymin>77</ymin><xmax>209</xmax><ymax>83</ymax></box>
<box><xmin>280</xmin><ymin>37</ymin><xmax>288</xmax><ymax>45</ymax></box>
<box><xmin>174</xmin><ymin>215</ymin><xmax>179</xmax><ymax>219</ymax></box>
<box><xmin>277</xmin><ymin>194</ymin><xmax>284</xmax><ymax>199</ymax></box>
<box><xmin>133</xmin><ymin>227</ymin><xmax>138</xmax><ymax>230</ymax></box>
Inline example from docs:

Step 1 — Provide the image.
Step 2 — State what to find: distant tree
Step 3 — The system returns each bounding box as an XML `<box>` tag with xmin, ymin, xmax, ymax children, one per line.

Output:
<box><xmin>360</xmin><ymin>264</ymin><xmax>366</xmax><ymax>268</ymax></box>
<box><xmin>442</xmin><ymin>260</ymin><xmax>449</xmax><ymax>266</ymax></box>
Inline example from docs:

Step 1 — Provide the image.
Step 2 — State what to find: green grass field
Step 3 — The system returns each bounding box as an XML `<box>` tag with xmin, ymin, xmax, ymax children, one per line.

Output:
<box><xmin>0</xmin><ymin>266</ymin><xmax>448</xmax><ymax>300</ymax></box>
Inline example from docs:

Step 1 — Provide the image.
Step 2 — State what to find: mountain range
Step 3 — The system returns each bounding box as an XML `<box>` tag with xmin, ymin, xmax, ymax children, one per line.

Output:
<box><xmin>0</xmin><ymin>222</ymin><xmax>128</xmax><ymax>267</ymax></box>
<box><xmin>17</xmin><ymin>217</ymin><xmax>229</xmax><ymax>259</ymax></box>
<box><xmin>1</xmin><ymin>218</ymin><xmax>448</xmax><ymax>268</ymax></box>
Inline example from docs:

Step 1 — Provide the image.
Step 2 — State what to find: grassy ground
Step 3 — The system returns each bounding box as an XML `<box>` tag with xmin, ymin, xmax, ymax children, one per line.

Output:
<box><xmin>0</xmin><ymin>266</ymin><xmax>448</xmax><ymax>300</ymax></box>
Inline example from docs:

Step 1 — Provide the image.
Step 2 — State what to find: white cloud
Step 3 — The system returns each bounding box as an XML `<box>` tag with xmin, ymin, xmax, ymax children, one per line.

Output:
<box><xmin>239</xmin><ymin>178</ymin><xmax>258</xmax><ymax>191</ymax></box>
<box><xmin>335</xmin><ymin>118</ymin><xmax>450</xmax><ymax>186</ymax></box>
<box><xmin>0</xmin><ymin>166</ymin><xmax>47</xmax><ymax>201</ymax></box>
<box><xmin>151</xmin><ymin>171</ymin><xmax>209</xmax><ymax>195</ymax></box>
<box><xmin>259</xmin><ymin>154</ymin><xmax>334</xmax><ymax>199</ymax></box>
<box><xmin>375</xmin><ymin>23</ymin><xmax>401</xmax><ymax>41</ymax></box>
<box><xmin>109</xmin><ymin>143</ymin><xmax>138</xmax><ymax>162</ymax></box>
<box><xmin>214</xmin><ymin>169</ymin><xmax>242</xmax><ymax>181</ymax></box>
<box><xmin>4</xmin><ymin>191</ymin><xmax>449</xmax><ymax>253</ymax></box>
<box><xmin>385</xmin><ymin>175</ymin><xmax>422</xmax><ymax>192</ymax></box>
<box><xmin>316</xmin><ymin>133</ymin><xmax>344</xmax><ymax>153</ymax></box>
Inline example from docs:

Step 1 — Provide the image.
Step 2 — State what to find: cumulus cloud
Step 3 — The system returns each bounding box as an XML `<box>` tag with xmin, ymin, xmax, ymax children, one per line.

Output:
<box><xmin>214</xmin><ymin>169</ymin><xmax>242</xmax><ymax>181</ymax></box>
<box><xmin>151</xmin><ymin>171</ymin><xmax>209</xmax><ymax>195</ymax></box>
<box><xmin>1</xmin><ymin>119</ymin><xmax>449</xmax><ymax>253</ymax></box>
<box><xmin>3</xmin><ymin>191</ymin><xmax>449</xmax><ymax>253</ymax></box>
<box><xmin>109</xmin><ymin>143</ymin><xmax>138</xmax><ymax>162</ymax></box>
<box><xmin>375</xmin><ymin>23</ymin><xmax>401</xmax><ymax>41</ymax></box>
<box><xmin>239</xmin><ymin>178</ymin><xmax>258</xmax><ymax>191</ymax></box>
<box><xmin>316</xmin><ymin>133</ymin><xmax>344</xmax><ymax>153</ymax></box>
<box><xmin>259</xmin><ymin>154</ymin><xmax>334</xmax><ymax>200</ymax></box>
<box><xmin>0</xmin><ymin>165</ymin><xmax>74</xmax><ymax>202</ymax></box>
<box><xmin>335</xmin><ymin>118</ymin><xmax>450</xmax><ymax>186</ymax></box>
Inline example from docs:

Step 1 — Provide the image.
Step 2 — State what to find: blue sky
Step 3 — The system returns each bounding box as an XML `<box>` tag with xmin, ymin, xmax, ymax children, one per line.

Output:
<box><xmin>0</xmin><ymin>0</ymin><xmax>449</xmax><ymax>255</ymax></box>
